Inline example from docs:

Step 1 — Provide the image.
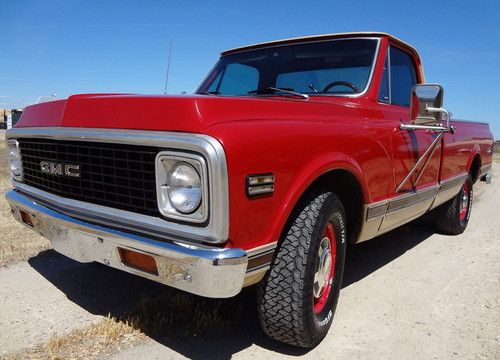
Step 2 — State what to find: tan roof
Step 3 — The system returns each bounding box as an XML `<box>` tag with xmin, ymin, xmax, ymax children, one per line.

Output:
<box><xmin>221</xmin><ymin>31</ymin><xmax>419</xmax><ymax>57</ymax></box>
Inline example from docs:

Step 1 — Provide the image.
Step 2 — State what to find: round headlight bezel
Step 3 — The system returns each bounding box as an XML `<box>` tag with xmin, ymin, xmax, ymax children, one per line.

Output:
<box><xmin>7</xmin><ymin>139</ymin><xmax>23</xmax><ymax>182</ymax></box>
<box><xmin>155</xmin><ymin>151</ymin><xmax>209</xmax><ymax>223</ymax></box>
<box><xmin>166</xmin><ymin>162</ymin><xmax>202</xmax><ymax>214</ymax></box>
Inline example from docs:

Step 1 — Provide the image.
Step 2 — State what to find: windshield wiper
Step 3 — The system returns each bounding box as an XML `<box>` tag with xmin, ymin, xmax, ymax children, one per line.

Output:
<box><xmin>199</xmin><ymin>91</ymin><xmax>220</xmax><ymax>95</ymax></box>
<box><xmin>248</xmin><ymin>87</ymin><xmax>309</xmax><ymax>99</ymax></box>
<box><xmin>308</xmin><ymin>84</ymin><xmax>319</xmax><ymax>93</ymax></box>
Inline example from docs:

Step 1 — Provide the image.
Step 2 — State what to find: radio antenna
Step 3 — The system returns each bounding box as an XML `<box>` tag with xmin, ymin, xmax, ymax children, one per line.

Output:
<box><xmin>164</xmin><ymin>39</ymin><xmax>173</xmax><ymax>94</ymax></box>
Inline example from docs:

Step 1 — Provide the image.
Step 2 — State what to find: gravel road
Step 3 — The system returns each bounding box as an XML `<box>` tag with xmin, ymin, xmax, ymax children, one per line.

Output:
<box><xmin>1</xmin><ymin>165</ymin><xmax>498</xmax><ymax>359</ymax></box>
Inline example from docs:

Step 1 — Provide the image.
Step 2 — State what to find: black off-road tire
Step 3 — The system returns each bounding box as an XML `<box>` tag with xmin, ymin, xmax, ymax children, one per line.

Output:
<box><xmin>257</xmin><ymin>190</ymin><xmax>347</xmax><ymax>348</ymax></box>
<box><xmin>435</xmin><ymin>175</ymin><xmax>473</xmax><ymax>235</ymax></box>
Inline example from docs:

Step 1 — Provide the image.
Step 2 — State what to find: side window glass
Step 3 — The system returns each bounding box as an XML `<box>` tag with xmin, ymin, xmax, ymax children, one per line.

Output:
<box><xmin>218</xmin><ymin>63</ymin><xmax>258</xmax><ymax>95</ymax></box>
<box><xmin>378</xmin><ymin>54</ymin><xmax>390</xmax><ymax>103</ymax></box>
<box><xmin>389</xmin><ymin>46</ymin><xmax>417</xmax><ymax>107</ymax></box>
<box><xmin>207</xmin><ymin>72</ymin><xmax>222</xmax><ymax>93</ymax></box>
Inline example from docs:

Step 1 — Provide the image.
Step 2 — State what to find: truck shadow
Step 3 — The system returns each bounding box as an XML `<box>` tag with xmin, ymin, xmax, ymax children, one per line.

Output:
<box><xmin>28</xmin><ymin>218</ymin><xmax>435</xmax><ymax>359</ymax></box>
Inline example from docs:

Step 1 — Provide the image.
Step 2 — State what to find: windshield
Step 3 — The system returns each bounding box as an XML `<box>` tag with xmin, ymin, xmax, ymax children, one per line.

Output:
<box><xmin>196</xmin><ymin>38</ymin><xmax>379</xmax><ymax>97</ymax></box>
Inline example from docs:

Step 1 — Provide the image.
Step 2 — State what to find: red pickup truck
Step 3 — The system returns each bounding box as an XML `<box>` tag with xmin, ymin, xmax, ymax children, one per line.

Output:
<box><xmin>5</xmin><ymin>32</ymin><xmax>494</xmax><ymax>347</ymax></box>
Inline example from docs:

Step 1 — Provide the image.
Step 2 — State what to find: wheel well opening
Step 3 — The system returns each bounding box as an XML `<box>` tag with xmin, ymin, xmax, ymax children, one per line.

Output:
<box><xmin>469</xmin><ymin>155</ymin><xmax>481</xmax><ymax>183</ymax></box>
<box><xmin>306</xmin><ymin>169</ymin><xmax>364</xmax><ymax>244</ymax></box>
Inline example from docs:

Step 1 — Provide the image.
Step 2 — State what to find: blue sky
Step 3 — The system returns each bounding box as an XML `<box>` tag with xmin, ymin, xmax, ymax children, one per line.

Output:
<box><xmin>1</xmin><ymin>0</ymin><xmax>499</xmax><ymax>138</ymax></box>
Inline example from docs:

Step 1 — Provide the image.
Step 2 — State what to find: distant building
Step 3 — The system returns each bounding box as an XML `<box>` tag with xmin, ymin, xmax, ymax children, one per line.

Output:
<box><xmin>1</xmin><ymin>108</ymin><xmax>23</xmax><ymax>129</ymax></box>
<box><xmin>0</xmin><ymin>109</ymin><xmax>9</xmax><ymax>129</ymax></box>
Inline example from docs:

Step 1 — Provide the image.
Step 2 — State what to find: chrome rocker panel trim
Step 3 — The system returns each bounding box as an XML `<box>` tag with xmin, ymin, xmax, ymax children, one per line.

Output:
<box><xmin>358</xmin><ymin>173</ymin><xmax>468</xmax><ymax>242</ymax></box>
<box><xmin>6</xmin><ymin>190</ymin><xmax>246</xmax><ymax>298</ymax></box>
<box><xmin>479</xmin><ymin>163</ymin><xmax>492</xmax><ymax>179</ymax></box>
<box><xmin>6</xmin><ymin>127</ymin><xmax>229</xmax><ymax>244</ymax></box>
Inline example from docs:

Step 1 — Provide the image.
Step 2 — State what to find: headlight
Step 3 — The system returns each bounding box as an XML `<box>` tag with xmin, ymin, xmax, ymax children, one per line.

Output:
<box><xmin>7</xmin><ymin>139</ymin><xmax>23</xmax><ymax>182</ymax></box>
<box><xmin>167</xmin><ymin>162</ymin><xmax>202</xmax><ymax>214</ymax></box>
<box><xmin>156</xmin><ymin>151</ymin><xmax>208</xmax><ymax>223</ymax></box>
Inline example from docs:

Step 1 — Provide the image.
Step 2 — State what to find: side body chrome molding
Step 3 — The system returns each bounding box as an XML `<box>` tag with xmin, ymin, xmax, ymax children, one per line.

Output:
<box><xmin>6</xmin><ymin>127</ymin><xmax>229</xmax><ymax>245</ymax></box>
<box><xmin>243</xmin><ymin>173</ymin><xmax>471</xmax><ymax>282</ymax></box>
<box><xmin>242</xmin><ymin>242</ymin><xmax>278</xmax><ymax>287</ymax></box>
<box><xmin>479</xmin><ymin>163</ymin><xmax>492</xmax><ymax>178</ymax></box>
<box><xmin>358</xmin><ymin>173</ymin><xmax>468</xmax><ymax>242</ymax></box>
<box><xmin>246</xmin><ymin>242</ymin><xmax>277</xmax><ymax>274</ymax></box>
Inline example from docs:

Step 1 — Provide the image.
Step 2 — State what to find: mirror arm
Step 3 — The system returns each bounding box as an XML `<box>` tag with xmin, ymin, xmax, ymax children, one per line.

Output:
<box><xmin>400</xmin><ymin>124</ymin><xmax>448</xmax><ymax>131</ymax></box>
<box><xmin>425</xmin><ymin>106</ymin><xmax>450</xmax><ymax>128</ymax></box>
<box><xmin>396</xmin><ymin>131</ymin><xmax>444</xmax><ymax>193</ymax></box>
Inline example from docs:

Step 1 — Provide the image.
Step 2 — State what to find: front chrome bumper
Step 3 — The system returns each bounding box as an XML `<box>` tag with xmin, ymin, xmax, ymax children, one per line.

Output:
<box><xmin>5</xmin><ymin>190</ymin><xmax>248</xmax><ymax>298</ymax></box>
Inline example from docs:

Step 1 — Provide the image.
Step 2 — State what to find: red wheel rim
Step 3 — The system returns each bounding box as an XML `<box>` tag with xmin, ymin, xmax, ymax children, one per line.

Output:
<box><xmin>313</xmin><ymin>222</ymin><xmax>336</xmax><ymax>314</ymax></box>
<box><xmin>459</xmin><ymin>182</ymin><xmax>470</xmax><ymax>222</ymax></box>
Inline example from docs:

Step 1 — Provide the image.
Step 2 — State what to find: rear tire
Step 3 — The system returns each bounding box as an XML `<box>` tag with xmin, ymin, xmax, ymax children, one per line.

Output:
<box><xmin>257</xmin><ymin>190</ymin><xmax>347</xmax><ymax>348</ymax></box>
<box><xmin>435</xmin><ymin>175</ymin><xmax>473</xmax><ymax>235</ymax></box>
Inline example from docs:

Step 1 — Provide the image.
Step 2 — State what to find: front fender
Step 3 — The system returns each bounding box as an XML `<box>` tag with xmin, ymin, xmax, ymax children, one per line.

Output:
<box><xmin>205</xmin><ymin>118</ymin><xmax>392</xmax><ymax>251</ymax></box>
<box><xmin>265</xmin><ymin>152</ymin><xmax>368</xmax><ymax>243</ymax></box>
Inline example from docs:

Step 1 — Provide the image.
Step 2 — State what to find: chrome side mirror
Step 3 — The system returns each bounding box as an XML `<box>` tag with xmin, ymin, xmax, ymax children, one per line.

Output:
<box><xmin>410</xmin><ymin>84</ymin><xmax>445</xmax><ymax>126</ymax></box>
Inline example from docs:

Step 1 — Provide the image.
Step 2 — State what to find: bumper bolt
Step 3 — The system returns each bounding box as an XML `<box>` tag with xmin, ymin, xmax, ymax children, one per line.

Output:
<box><xmin>184</xmin><ymin>273</ymin><xmax>192</xmax><ymax>282</ymax></box>
<box><xmin>103</xmin><ymin>259</ymin><xmax>110</xmax><ymax>265</ymax></box>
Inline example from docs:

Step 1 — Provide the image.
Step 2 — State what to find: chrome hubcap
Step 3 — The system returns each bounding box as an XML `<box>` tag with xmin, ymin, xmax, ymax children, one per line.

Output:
<box><xmin>461</xmin><ymin>193</ymin><xmax>468</xmax><ymax>209</ymax></box>
<box><xmin>313</xmin><ymin>236</ymin><xmax>333</xmax><ymax>299</ymax></box>
<box><xmin>459</xmin><ymin>182</ymin><xmax>470</xmax><ymax>221</ymax></box>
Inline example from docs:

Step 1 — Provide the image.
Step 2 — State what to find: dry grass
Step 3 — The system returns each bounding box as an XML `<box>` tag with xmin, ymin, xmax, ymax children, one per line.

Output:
<box><xmin>4</xmin><ymin>316</ymin><xmax>145</xmax><ymax>360</ymax></box>
<box><xmin>0</xmin><ymin>131</ymin><xmax>51</xmax><ymax>266</ymax></box>
<box><xmin>2</xmin><ymin>289</ymin><xmax>246</xmax><ymax>359</ymax></box>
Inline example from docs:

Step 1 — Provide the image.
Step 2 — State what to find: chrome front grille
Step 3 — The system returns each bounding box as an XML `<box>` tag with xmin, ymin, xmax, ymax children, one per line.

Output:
<box><xmin>19</xmin><ymin>138</ymin><xmax>160</xmax><ymax>217</ymax></box>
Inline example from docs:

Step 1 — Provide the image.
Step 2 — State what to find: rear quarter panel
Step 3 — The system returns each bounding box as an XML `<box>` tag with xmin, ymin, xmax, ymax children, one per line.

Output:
<box><xmin>441</xmin><ymin>120</ymin><xmax>494</xmax><ymax>181</ymax></box>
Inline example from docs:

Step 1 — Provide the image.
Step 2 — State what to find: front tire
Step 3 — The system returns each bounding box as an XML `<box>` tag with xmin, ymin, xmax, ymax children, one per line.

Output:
<box><xmin>257</xmin><ymin>190</ymin><xmax>347</xmax><ymax>348</ymax></box>
<box><xmin>435</xmin><ymin>175</ymin><xmax>473</xmax><ymax>235</ymax></box>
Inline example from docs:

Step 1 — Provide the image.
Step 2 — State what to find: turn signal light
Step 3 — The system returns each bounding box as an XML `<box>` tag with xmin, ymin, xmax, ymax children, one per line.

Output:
<box><xmin>118</xmin><ymin>248</ymin><xmax>159</xmax><ymax>276</ymax></box>
<box><xmin>247</xmin><ymin>173</ymin><xmax>275</xmax><ymax>196</ymax></box>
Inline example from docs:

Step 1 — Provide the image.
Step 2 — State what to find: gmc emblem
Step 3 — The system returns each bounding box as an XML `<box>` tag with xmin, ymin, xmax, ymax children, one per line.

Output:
<box><xmin>40</xmin><ymin>161</ymin><xmax>80</xmax><ymax>178</ymax></box>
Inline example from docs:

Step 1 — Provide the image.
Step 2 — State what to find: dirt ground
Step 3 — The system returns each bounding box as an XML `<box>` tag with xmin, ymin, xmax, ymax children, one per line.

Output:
<box><xmin>0</xmin><ymin>131</ymin><xmax>498</xmax><ymax>359</ymax></box>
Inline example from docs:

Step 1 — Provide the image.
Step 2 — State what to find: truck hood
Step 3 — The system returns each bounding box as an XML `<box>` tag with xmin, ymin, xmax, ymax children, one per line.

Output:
<box><xmin>16</xmin><ymin>93</ymin><xmax>360</xmax><ymax>133</ymax></box>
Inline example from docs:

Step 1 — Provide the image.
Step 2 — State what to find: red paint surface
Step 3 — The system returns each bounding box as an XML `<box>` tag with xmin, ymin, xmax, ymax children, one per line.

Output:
<box><xmin>15</xmin><ymin>34</ymin><xmax>494</xmax><ymax>250</ymax></box>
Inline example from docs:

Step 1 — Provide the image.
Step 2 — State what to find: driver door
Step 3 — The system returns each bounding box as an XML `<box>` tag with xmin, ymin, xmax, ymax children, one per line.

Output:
<box><xmin>378</xmin><ymin>45</ymin><xmax>441</xmax><ymax>231</ymax></box>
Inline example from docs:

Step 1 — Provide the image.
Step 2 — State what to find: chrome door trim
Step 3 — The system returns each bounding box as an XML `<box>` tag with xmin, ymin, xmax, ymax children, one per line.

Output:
<box><xmin>7</xmin><ymin>127</ymin><xmax>229</xmax><ymax>244</ymax></box>
<box><xmin>366</xmin><ymin>185</ymin><xmax>439</xmax><ymax>222</ymax></box>
<box><xmin>367</xmin><ymin>174</ymin><xmax>468</xmax><ymax>222</ymax></box>
<box><xmin>431</xmin><ymin>173</ymin><xmax>468</xmax><ymax>210</ymax></box>
<box><xmin>360</xmin><ymin>173</ymin><xmax>468</xmax><ymax>242</ymax></box>
<box><xmin>439</xmin><ymin>173</ymin><xmax>468</xmax><ymax>192</ymax></box>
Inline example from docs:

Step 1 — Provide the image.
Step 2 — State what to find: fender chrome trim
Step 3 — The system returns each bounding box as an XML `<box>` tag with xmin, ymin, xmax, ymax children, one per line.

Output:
<box><xmin>246</xmin><ymin>242</ymin><xmax>277</xmax><ymax>274</ymax></box>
